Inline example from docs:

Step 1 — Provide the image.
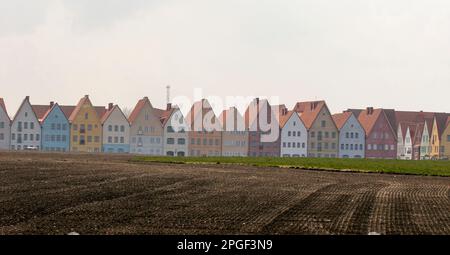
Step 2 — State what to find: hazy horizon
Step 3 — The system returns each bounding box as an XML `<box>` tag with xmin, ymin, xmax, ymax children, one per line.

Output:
<box><xmin>1</xmin><ymin>0</ymin><xmax>449</xmax><ymax>116</ymax></box>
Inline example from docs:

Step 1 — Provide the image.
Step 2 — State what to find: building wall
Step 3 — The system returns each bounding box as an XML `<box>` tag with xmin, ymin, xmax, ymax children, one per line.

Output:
<box><xmin>188</xmin><ymin>131</ymin><xmax>222</xmax><ymax>156</ymax></box>
<box><xmin>0</xmin><ymin>107</ymin><xmax>10</xmax><ymax>150</ymax></box>
<box><xmin>222</xmin><ymin>131</ymin><xmax>248</xmax><ymax>157</ymax></box>
<box><xmin>420</xmin><ymin>124</ymin><xmax>431</xmax><ymax>160</ymax></box>
<box><xmin>396</xmin><ymin>126</ymin><xmax>404</xmax><ymax>159</ymax></box>
<box><xmin>248</xmin><ymin>131</ymin><xmax>280</xmax><ymax>157</ymax></box>
<box><xmin>307</xmin><ymin>106</ymin><xmax>339</xmax><ymax>158</ymax></box>
<box><xmin>42</xmin><ymin>105</ymin><xmax>70</xmax><ymax>152</ymax></box>
<box><xmin>10</xmin><ymin>100</ymin><xmax>41</xmax><ymax>150</ymax></box>
<box><xmin>338</xmin><ymin>115</ymin><xmax>365</xmax><ymax>158</ymax></box>
<box><xmin>102</xmin><ymin>108</ymin><xmax>130</xmax><ymax>153</ymax></box>
<box><xmin>163</xmin><ymin>109</ymin><xmax>188</xmax><ymax>156</ymax></box>
<box><xmin>441</xmin><ymin>123</ymin><xmax>450</xmax><ymax>159</ymax></box>
<box><xmin>430</xmin><ymin>119</ymin><xmax>441</xmax><ymax>159</ymax></box>
<box><xmin>397</xmin><ymin>127</ymin><xmax>413</xmax><ymax>160</ymax></box>
<box><xmin>70</xmin><ymin>103</ymin><xmax>102</xmax><ymax>153</ymax></box>
<box><xmin>129</xmin><ymin>104</ymin><xmax>163</xmax><ymax>155</ymax></box>
<box><xmin>365</xmin><ymin>114</ymin><xmax>397</xmax><ymax>159</ymax></box>
<box><xmin>280</xmin><ymin>114</ymin><xmax>307</xmax><ymax>157</ymax></box>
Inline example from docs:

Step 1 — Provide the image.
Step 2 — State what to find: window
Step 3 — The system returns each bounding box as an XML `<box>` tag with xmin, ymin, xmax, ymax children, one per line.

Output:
<box><xmin>293</xmin><ymin>131</ymin><xmax>296</xmax><ymax>137</ymax></box>
<box><xmin>87</xmin><ymin>136</ymin><xmax>92</xmax><ymax>143</ymax></box>
<box><xmin>12</xmin><ymin>133</ymin><xmax>15</xmax><ymax>140</ymax></box>
<box><xmin>297</xmin><ymin>131</ymin><xmax>301</xmax><ymax>136</ymax></box>
<box><xmin>288</xmin><ymin>142</ymin><xmax>291</xmax><ymax>148</ymax></box>
<box><xmin>350</xmin><ymin>133</ymin><xmax>354</xmax><ymax>139</ymax></box>
<box><xmin>95</xmin><ymin>136</ymin><xmax>100</xmax><ymax>143</ymax></box>
<box><xmin>120</xmin><ymin>125</ymin><xmax>125</xmax><ymax>132</ymax></box>
<box><xmin>24</xmin><ymin>134</ymin><xmax>28</xmax><ymax>141</ymax></box>
<box><xmin>288</xmin><ymin>131</ymin><xmax>291</xmax><ymax>137</ymax></box>
<box><xmin>120</xmin><ymin>137</ymin><xmax>124</xmax><ymax>143</ymax></box>
<box><xmin>203</xmin><ymin>139</ymin><xmax>207</xmax><ymax>145</ymax></box>
<box><xmin>30</xmin><ymin>122</ymin><xmax>34</xmax><ymax>130</ymax></box>
<box><xmin>355</xmin><ymin>133</ymin><xmax>359</xmax><ymax>139</ymax></box>
<box><xmin>311</xmin><ymin>131</ymin><xmax>315</xmax><ymax>138</ymax></box>
<box><xmin>114</xmin><ymin>125</ymin><xmax>119</xmax><ymax>132</ymax></box>
<box><xmin>325</xmin><ymin>132</ymin><xmax>329</xmax><ymax>138</ymax></box>
<box><xmin>332</xmin><ymin>132</ymin><xmax>336</xmax><ymax>139</ymax></box>
<box><xmin>88</xmin><ymin>124</ymin><xmax>92</xmax><ymax>131</ymax></box>
<box><xmin>167</xmin><ymin>126</ymin><xmax>175</xmax><ymax>133</ymax></box>
<box><xmin>178</xmin><ymin>138</ymin><xmax>186</xmax><ymax>145</ymax></box>
<box><xmin>30</xmin><ymin>134</ymin><xmax>34</xmax><ymax>141</ymax></box>
<box><xmin>73</xmin><ymin>124</ymin><xmax>78</xmax><ymax>131</ymax></box>
<box><xmin>341</xmin><ymin>144</ymin><xmax>344</xmax><ymax>150</ymax></box>
<box><xmin>114</xmin><ymin>137</ymin><xmax>119</xmax><ymax>143</ymax></box>
<box><xmin>321</xmin><ymin>120</ymin><xmax>326</xmax><ymax>127</ymax></box>
<box><xmin>24</xmin><ymin>122</ymin><xmax>28</xmax><ymax>129</ymax></box>
<box><xmin>84</xmin><ymin>113</ymin><xmax>88</xmax><ymax>119</ymax></box>
<box><xmin>80</xmin><ymin>124</ymin><xmax>85</xmax><ymax>133</ymax></box>
<box><xmin>447</xmin><ymin>135</ymin><xmax>450</xmax><ymax>142</ymax></box>
<box><xmin>73</xmin><ymin>135</ymin><xmax>78</xmax><ymax>142</ymax></box>
<box><xmin>0</xmin><ymin>133</ymin><xmax>3</xmax><ymax>140</ymax></box>
<box><xmin>297</xmin><ymin>142</ymin><xmax>301</xmax><ymax>148</ymax></box>
<box><xmin>0</xmin><ymin>122</ymin><xmax>4</xmax><ymax>128</ymax></box>
<box><xmin>51</xmin><ymin>123</ymin><xmax>56</xmax><ymax>130</ymax></box>
<box><xmin>318</xmin><ymin>131</ymin><xmax>322</xmax><ymax>141</ymax></box>
<box><xmin>167</xmin><ymin>138</ymin><xmax>175</xmax><ymax>144</ymax></box>
<box><xmin>57</xmin><ymin>123</ymin><xmax>61</xmax><ymax>130</ymax></box>
<box><xmin>108</xmin><ymin>125</ymin><xmax>112</xmax><ymax>132</ymax></box>
<box><xmin>108</xmin><ymin>136</ymin><xmax>112</xmax><ymax>143</ymax></box>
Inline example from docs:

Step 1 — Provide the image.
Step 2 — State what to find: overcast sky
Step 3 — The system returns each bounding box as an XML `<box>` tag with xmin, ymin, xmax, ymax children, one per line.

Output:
<box><xmin>1</xmin><ymin>0</ymin><xmax>449</xmax><ymax>116</ymax></box>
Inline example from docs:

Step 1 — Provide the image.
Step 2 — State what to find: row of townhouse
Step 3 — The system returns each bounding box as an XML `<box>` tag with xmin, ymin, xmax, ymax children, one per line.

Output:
<box><xmin>0</xmin><ymin>96</ymin><xmax>449</xmax><ymax>160</ymax></box>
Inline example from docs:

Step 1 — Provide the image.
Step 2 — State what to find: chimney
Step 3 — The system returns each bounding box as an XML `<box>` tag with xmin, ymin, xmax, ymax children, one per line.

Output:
<box><xmin>367</xmin><ymin>107</ymin><xmax>374</xmax><ymax>115</ymax></box>
<box><xmin>167</xmin><ymin>103</ymin><xmax>172</xmax><ymax>111</ymax></box>
<box><xmin>84</xmin><ymin>95</ymin><xmax>89</xmax><ymax>98</ymax></box>
<box><xmin>50</xmin><ymin>101</ymin><xmax>54</xmax><ymax>107</ymax></box>
<box><xmin>144</xmin><ymin>96</ymin><xmax>149</xmax><ymax>100</ymax></box>
<box><xmin>25</xmin><ymin>96</ymin><xmax>30</xmax><ymax>101</ymax></box>
<box><xmin>108</xmin><ymin>103</ymin><xmax>113</xmax><ymax>111</ymax></box>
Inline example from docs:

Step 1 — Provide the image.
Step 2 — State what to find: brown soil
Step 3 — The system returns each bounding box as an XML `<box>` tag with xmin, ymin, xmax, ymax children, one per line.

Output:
<box><xmin>0</xmin><ymin>152</ymin><xmax>449</xmax><ymax>235</ymax></box>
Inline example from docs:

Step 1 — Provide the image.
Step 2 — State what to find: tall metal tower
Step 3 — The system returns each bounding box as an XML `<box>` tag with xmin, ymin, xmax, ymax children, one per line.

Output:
<box><xmin>166</xmin><ymin>85</ymin><xmax>171</xmax><ymax>105</ymax></box>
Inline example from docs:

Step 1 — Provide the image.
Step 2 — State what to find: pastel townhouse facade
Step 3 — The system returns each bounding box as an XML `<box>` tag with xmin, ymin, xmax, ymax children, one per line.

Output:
<box><xmin>294</xmin><ymin>101</ymin><xmax>338</xmax><ymax>158</ymax></box>
<box><xmin>0</xmin><ymin>98</ymin><xmax>11</xmax><ymax>150</ymax></box>
<box><xmin>186</xmin><ymin>99</ymin><xmax>222</xmax><ymax>157</ymax></box>
<box><xmin>219</xmin><ymin>107</ymin><xmax>248</xmax><ymax>157</ymax></box>
<box><xmin>69</xmin><ymin>95</ymin><xmax>105</xmax><ymax>153</ymax></box>
<box><xmin>10</xmin><ymin>96</ymin><xmax>41</xmax><ymax>151</ymax></box>
<box><xmin>351</xmin><ymin>108</ymin><xmax>397</xmax><ymax>159</ymax></box>
<box><xmin>442</xmin><ymin>117</ymin><xmax>450</xmax><ymax>159</ymax></box>
<box><xmin>159</xmin><ymin>104</ymin><xmax>189</xmax><ymax>156</ymax></box>
<box><xmin>101</xmin><ymin>103</ymin><xmax>130</xmax><ymax>153</ymax></box>
<box><xmin>430</xmin><ymin>113</ymin><xmax>449</xmax><ymax>159</ymax></box>
<box><xmin>128</xmin><ymin>97</ymin><xmax>164</xmax><ymax>155</ymax></box>
<box><xmin>279</xmin><ymin>109</ymin><xmax>308</xmax><ymax>157</ymax></box>
<box><xmin>419</xmin><ymin>118</ymin><xmax>434</xmax><ymax>160</ymax></box>
<box><xmin>33</xmin><ymin>102</ymin><xmax>70</xmax><ymax>152</ymax></box>
<box><xmin>396</xmin><ymin>123</ymin><xmax>417</xmax><ymax>160</ymax></box>
<box><xmin>245</xmin><ymin>98</ymin><xmax>280</xmax><ymax>157</ymax></box>
<box><xmin>332</xmin><ymin>112</ymin><xmax>365</xmax><ymax>158</ymax></box>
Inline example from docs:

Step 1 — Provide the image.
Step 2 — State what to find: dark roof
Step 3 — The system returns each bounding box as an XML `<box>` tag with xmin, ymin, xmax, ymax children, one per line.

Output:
<box><xmin>0</xmin><ymin>98</ymin><xmax>10</xmax><ymax>121</ymax></box>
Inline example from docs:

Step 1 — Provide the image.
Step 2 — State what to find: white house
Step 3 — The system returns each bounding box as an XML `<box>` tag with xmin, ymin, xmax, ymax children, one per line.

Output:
<box><xmin>128</xmin><ymin>97</ymin><xmax>164</xmax><ymax>155</ymax></box>
<box><xmin>160</xmin><ymin>104</ymin><xmax>188</xmax><ymax>156</ymax></box>
<box><xmin>397</xmin><ymin>123</ymin><xmax>415</xmax><ymax>160</ymax></box>
<box><xmin>101</xmin><ymin>103</ymin><xmax>131</xmax><ymax>153</ymax></box>
<box><xmin>10</xmin><ymin>96</ymin><xmax>42</xmax><ymax>151</ymax></box>
<box><xmin>0</xmin><ymin>98</ymin><xmax>11</xmax><ymax>150</ymax></box>
<box><xmin>279</xmin><ymin>110</ymin><xmax>308</xmax><ymax>157</ymax></box>
<box><xmin>332</xmin><ymin>112</ymin><xmax>365</xmax><ymax>158</ymax></box>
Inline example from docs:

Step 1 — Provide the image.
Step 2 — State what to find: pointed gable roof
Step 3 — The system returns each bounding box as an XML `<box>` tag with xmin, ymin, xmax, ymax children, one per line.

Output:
<box><xmin>128</xmin><ymin>97</ymin><xmax>152</xmax><ymax>125</ymax></box>
<box><xmin>278</xmin><ymin>110</ymin><xmax>304</xmax><ymax>129</ymax></box>
<box><xmin>154</xmin><ymin>104</ymin><xmax>179</xmax><ymax>127</ymax></box>
<box><xmin>0</xmin><ymin>98</ymin><xmax>10</xmax><ymax>121</ymax></box>
<box><xmin>187</xmin><ymin>99</ymin><xmax>220</xmax><ymax>131</ymax></box>
<box><xmin>12</xmin><ymin>96</ymin><xmax>40</xmax><ymax>123</ymax></box>
<box><xmin>100</xmin><ymin>104</ymin><xmax>129</xmax><ymax>125</ymax></box>
<box><xmin>293</xmin><ymin>100</ymin><xmax>327</xmax><ymax>129</ymax></box>
<box><xmin>357</xmin><ymin>108</ymin><xmax>383</xmax><ymax>136</ymax></box>
<box><xmin>447</xmin><ymin>116</ymin><xmax>450</xmax><ymax>127</ymax></box>
<box><xmin>31</xmin><ymin>104</ymin><xmax>53</xmax><ymax>123</ymax></box>
<box><xmin>332</xmin><ymin>112</ymin><xmax>353</xmax><ymax>130</ymax></box>
<box><xmin>434</xmin><ymin>113</ymin><xmax>449</xmax><ymax>138</ymax></box>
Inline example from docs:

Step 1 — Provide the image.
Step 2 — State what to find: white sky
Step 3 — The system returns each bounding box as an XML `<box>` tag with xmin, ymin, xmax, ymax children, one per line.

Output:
<box><xmin>1</xmin><ymin>0</ymin><xmax>449</xmax><ymax>116</ymax></box>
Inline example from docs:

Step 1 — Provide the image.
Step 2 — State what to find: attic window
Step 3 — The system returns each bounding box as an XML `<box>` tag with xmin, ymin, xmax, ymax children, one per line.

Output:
<box><xmin>25</xmin><ymin>112</ymin><xmax>28</xmax><ymax>117</ymax></box>
<box><xmin>85</xmin><ymin>113</ymin><xmax>88</xmax><ymax>119</ymax></box>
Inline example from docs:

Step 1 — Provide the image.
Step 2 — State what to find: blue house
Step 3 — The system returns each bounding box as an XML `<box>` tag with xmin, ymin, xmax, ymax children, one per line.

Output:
<box><xmin>32</xmin><ymin>102</ymin><xmax>70</xmax><ymax>152</ymax></box>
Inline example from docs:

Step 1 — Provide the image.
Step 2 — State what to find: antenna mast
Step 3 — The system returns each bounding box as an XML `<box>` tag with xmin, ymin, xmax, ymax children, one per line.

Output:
<box><xmin>166</xmin><ymin>85</ymin><xmax>171</xmax><ymax>105</ymax></box>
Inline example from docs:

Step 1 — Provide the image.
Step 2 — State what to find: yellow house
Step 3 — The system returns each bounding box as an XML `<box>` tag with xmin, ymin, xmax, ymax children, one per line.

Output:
<box><xmin>429</xmin><ymin>113</ymin><xmax>449</xmax><ymax>159</ymax></box>
<box><xmin>69</xmin><ymin>95</ymin><xmax>106</xmax><ymax>153</ymax></box>
<box><xmin>442</xmin><ymin>117</ymin><xmax>450</xmax><ymax>159</ymax></box>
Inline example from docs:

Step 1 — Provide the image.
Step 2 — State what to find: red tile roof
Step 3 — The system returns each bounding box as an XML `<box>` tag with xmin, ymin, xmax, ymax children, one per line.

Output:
<box><xmin>0</xmin><ymin>98</ymin><xmax>10</xmax><ymax>121</ymax></box>
<box><xmin>293</xmin><ymin>101</ymin><xmax>326</xmax><ymax>129</ymax></box>
<box><xmin>128</xmin><ymin>97</ymin><xmax>152</xmax><ymax>125</ymax></box>
<box><xmin>60</xmin><ymin>106</ymin><xmax>76</xmax><ymax>119</ymax></box>
<box><xmin>332</xmin><ymin>112</ymin><xmax>353</xmax><ymax>130</ymax></box>
<box><xmin>154</xmin><ymin>105</ymin><xmax>176</xmax><ymax>127</ymax></box>
<box><xmin>356</xmin><ymin>108</ymin><xmax>383</xmax><ymax>136</ymax></box>
<box><xmin>434</xmin><ymin>113</ymin><xmax>449</xmax><ymax>138</ymax></box>
<box><xmin>31</xmin><ymin>104</ymin><xmax>52</xmax><ymax>123</ymax></box>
